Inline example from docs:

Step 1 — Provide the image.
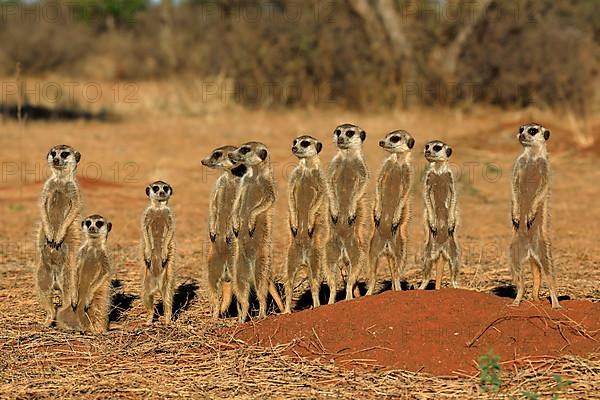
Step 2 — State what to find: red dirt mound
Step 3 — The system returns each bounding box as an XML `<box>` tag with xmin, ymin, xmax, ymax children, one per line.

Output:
<box><xmin>234</xmin><ymin>289</ymin><xmax>600</xmax><ymax>376</ymax></box>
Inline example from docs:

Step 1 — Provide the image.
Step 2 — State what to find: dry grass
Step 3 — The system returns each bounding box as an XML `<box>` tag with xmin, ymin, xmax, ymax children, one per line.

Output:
<box><xmin>0</xmin><ymin>107</ymin><xmax>599</xmax><ymax>398</ymax></box>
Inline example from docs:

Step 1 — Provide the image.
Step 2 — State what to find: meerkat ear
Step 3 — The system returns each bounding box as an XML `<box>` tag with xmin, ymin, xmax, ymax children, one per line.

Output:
<box><xmin>258</xmin><ymin>148</ymin><xmax>268</xmax><ymax>160</ymax></box>
<box><xmin>169</xmin><ymin>186</ymin><xmax>174</xmax><ymax>196</ymax></box>
<box><xmin>446</xmin><ymin>147</ymin><xmax>453</xmax><ymax>158</ymax></box>
<box><xmin>407</xmin><ymin>138</ymin><xmax>415</xmax><ymax>149</ymax></box>
<box><xmin>107</xmin><ymin>222</ymin><xmax>112</xmax><ymax>233</ymax></box>
<box><xmin>74</xmin><ymin>151</ymin><xmax>81</xmax><ymax>163</ymax></box>
<box><xmin>316</xmin><ymin>142</ymin><xmax>323</xmax><ymax>154</ymax></box>
<box><xmin>145</xmin><ymin>186</ymin><xmax>151</xmax><ymax>197</ymax></box>
<box><xmin>544</xmin><ymin>130</ymin><xmax>550</xmax><ymax>140</ymax></box>
<box><xmin>360</xmin><ymin>130</ymin><xmax>366</xmax><ymax>142</ymax></box>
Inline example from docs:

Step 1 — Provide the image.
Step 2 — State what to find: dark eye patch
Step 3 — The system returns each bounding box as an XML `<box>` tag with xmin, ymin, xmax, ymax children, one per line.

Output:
<box><xmin>95</xmin><ymin>220</ymin><xmax>104</xmax><ymax>229</ymax></box>
<box><xmin>301</xmin><ymin>140</ymin><xmax>310</xmax><ymax>148</ymax></box>
<box><xmin>528</xmin><ymin>127</ymin><xmax>539</xmax><ymax>136</ymax></box>
<box><xmin>335</xmin><ymin>129</ymin><xmax>342</xmax><ymax>136</ymax></box>
<box><xmin>293</xmin><ymin>139</ymin><xmax>297</xmax><ymax>145</ymax></box>
<box><xmin>425</xmin><ymin>144</ymin><xmax>430</xmax><ymax>150</ymax></box>
<box><xmin>433</xmin><ymin>145</ymin><xmax>443</xmax><ymax>152</ymax></box>
<box><xmin>50</xmin><ymin>150</ymin><xmax>57</xmax><ymax>157</ymax></box>
<box><xmin>152</xmin><ymin>186</ymin><xmax>160</xmax><ymax>193</ymax></box>
<box><xmin>346</xmin><ymin>130</ymin><xmax>355</xmax><ymax>138</ymax></box>
<box><xmin>519</xmin><ymin>126</ymin><xmax>524</xmax><ymax>133</ymax></box>
<box><xmin>390</xmin><ymin>135</ymin><xmax>400</xmax><ymax>143</ymax></box>
<box><xmin>61</xmin><ymin>151</ymin><xmax>70</xmax><ymax>159</ymax></box>
<box><xmin>85</xmin><ymin>220</ymin><xmax>92</xmax><ymax>228</ymax></box>
<box><xmin>163</xmin><ymin>185</ymin><xmax>170</xmax><ymax>193</ymax></box>
<box><xmin>212</xmin><ymin>151</ymin><xmax>222</xmax><ymax>159</ymax></box>
<box><xmin>240</xmin><ymin>147</ymin><xmax>250</xmax><ymax>155</ymax></box>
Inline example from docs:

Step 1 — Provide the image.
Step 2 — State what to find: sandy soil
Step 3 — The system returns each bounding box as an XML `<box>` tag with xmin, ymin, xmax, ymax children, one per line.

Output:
<box><xmin>0</xmin><ymin>107</ymin><xmax>598</xmax><ymax>398</ymax></box>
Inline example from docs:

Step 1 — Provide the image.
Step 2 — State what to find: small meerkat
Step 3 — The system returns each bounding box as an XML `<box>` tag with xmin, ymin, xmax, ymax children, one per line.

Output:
<box><xmin>509</xmin><ymin>123</ymin><xmax>560</xmax><ymax>309</ymax></box>
<box><xmin>141</xmin><ymin>181</ymin><xmax>176</xmax><ymax>324</ymax></box>
<box><xmin>201</xmin><ymin>146</ymin><xmax>239</xmax><ymax>319</ymax></box>
<box><xmin>324</xmin><ymin>123</ymin><xmax>369</xmax><ymax>303</ymax></box>
<box><xmin>229</xmin><ymin>142</ymin><xmax>284</xmax><ymax>322</ymax></box>
<box><xmin>419</xmin><ymin>140</ymin><xmax>461</xmax><ymax>290</ymax></box>
<box><xmin>284</xmin><ymin>135</ymin><xmax>328</xmax><ymax>313</ymax></box>
<box><xmin>57</xmin><ymin>215</ymin><xmax>113</xmax><ymax>333</ymax></box>
<box><xmin>36</xmin><ymin>144</ymin><xmax>83</xmax><ymax>326</ymax></box>
<box><xmin>367</xmin><ymin>130</ymin><xmax>415</xmax><ymax>295</ymax></box>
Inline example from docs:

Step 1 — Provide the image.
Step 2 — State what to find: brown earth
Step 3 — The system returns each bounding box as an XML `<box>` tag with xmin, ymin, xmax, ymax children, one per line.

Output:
<box><xmin>235</xmin><ymin>289</ymin><xmax>600</xmax><ymax>376</ymax></box>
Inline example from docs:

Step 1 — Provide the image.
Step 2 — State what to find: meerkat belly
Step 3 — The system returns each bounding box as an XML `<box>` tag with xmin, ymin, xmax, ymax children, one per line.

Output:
<box><xmin>295</xmin><ymin>176</ymin><xmax>320</xmax><ymax>233</ymax></box>
<box><xmin>380</xmin><ymin>167</ymin><xmax>405</xmax><ymax>225</ymax></box>
<box><xmin>336</xmin><ymin>163</ymin><xmax>360</xmax><ymax>215</ymax></box>
<box><xmin>47</xmin><ymin>188</ymin><xmax>70</xmax><ymax>231</ymax></box>
<box><xmin>78</xmin><ymin>250</ymin><xmax>103</xmax><ymax>299</ymax></box>
<box><xmin>146</xmin><ymin>211</ymin><xmax>170</xmax><ymax>257</ymax></box>
<box><xmin>216</xmin><ymin>184</ymin><xmax>238</xmax><ymax>237</ymax></box>
<box><xmin>518</xmin><ymin>162</ymin><xmax>542</xmax><ymax>221</ymax></box>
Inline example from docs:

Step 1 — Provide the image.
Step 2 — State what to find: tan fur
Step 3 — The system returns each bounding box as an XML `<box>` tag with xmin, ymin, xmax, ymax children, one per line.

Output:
<box><xmin>35</xmin><ymin>144</ymin><xmax>82</xmax><ymax>326</ymax></box>
<box><xmin>324</xmin><ymin>124</ymin><xmax>369</xmax><ymax>303</ymax></box>
<box><xmin>202</xmin><ymin>146</ymin><xmax>239</xmax><ymax>319</ymax></box>
<box><xmin>367</xmin><ymin>131</ymin><xmax>415</xmax><ymax>295</ymax></box>
<box><xmin>419</xmin><ymin>140</ymin><xmax>461</xmax><ymax>289</ymax></box>
<box><xmin>284</xmin><ymin>136</ymin><xmax>328</xmax><ymax>312</ymax></box>
<box><xmin>141</xmin><ymin>181</ymin><xmax>176</xmax><ymax>324</ymax></box>
<box><xmin>229</xmin><ymin>142</ymin><xmax>283</xmax><ymax>322</ymax></box>
<box><xmin>509</xmin><ymin>123</ymin><xmax>560</xmax><ymax>309</ymax></box>
<box><xmin>57</xmin><ymin>215</ymin><xmax>112</xmax><ymax>333</ymax></box>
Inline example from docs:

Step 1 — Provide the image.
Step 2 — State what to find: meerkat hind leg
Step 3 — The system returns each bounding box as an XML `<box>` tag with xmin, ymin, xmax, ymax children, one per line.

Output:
<box><xmin>284</xmin><ymin>245</ymin><xmax>299</xmax><ymax>313</ymax></box>
<box><xmin>366</xmin><ymin>237</ymin><xmax>383</xmax><ymax>296</ymax></box>
<box><xmin>345</xmin><ymin>240</ymin><xmax>362</xmax><ymax>301</ymax></box>
<box><xmin>435</xmin><ymin>257</ymin><xmax>444</xmax><ymax>290</ymax></box>
<box><xmin>325</xmin><ymin>242</ymin><xmax>339</xmax><ymax>304</ymax></box>
<box><xmin>530</xmin><ymin>258</ymin><xmax>542</xmax><ymax>301</ymax></box>
<box><xmin>220</xmin><ymin>281</ymin><xmax>233</xmax><ymax>315</ymax></box>
<box><xmin>538</xmin><ymin>242</ymin><xmax>561</xmax><ymax>309</ymax></box>
<box><xmin>308</xmin><ymin>250</ymin><xmax>321</xmax><ymax>309</ymax></box>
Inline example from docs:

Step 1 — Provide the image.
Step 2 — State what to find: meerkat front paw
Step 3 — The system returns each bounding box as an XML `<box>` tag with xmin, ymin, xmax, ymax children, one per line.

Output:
<box><xmin>290</xmin><ymin>225</ymin><xmax>298</xmax><ymax>237</ymax></box>
<box><xmin>209</xmin><ymin>232</ymin><xmax>217</xmax><ymax>242</ymax></box>
<box><xmin>330</xmin><ymin>213</ymin><xmax>338</xmax><ymax>225</ymax></box>
<box><xmin>526</xmin><ymin>213</ymin><xmax>536</xmax><ymax>230</ymax></box>
<box><xmin>348</xmin><ymin>214</ymin><xmax>356</xmax><ymax>225</ymax></box>
<box><xmin>374</xmin><ymin>213</ymin><xmax>381</xmax><ymax>227</ymax></box>
<box><xmin>391</xmin><ymin>221</ymin><xmax>400</xmax><ymax>235</ymax></box>
<box><xmin>512</xmin><ymin>217</ymin><xmax>520</xmax><ymax>231</ymax></box>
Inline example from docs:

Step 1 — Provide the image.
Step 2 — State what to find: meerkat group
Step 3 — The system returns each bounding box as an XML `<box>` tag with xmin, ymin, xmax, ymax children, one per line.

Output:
<box><xmin>34</xmin><ymin>122</ymin><xmax>560</xmax><ymax>331</ymax></box>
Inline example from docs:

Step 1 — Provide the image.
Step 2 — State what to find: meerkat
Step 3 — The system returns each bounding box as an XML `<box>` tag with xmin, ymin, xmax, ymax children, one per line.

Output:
<box><xmin>367</xmin><ymin>130</ymin><xmax>415</xmax><ymax>295</ymax></box>
<box><xmin>418</xmin><ymin>140</ymin><xmax>461</xmax><ymax>290</ymax></box>
<box><xmin>36</xmin><ymin>144</ymin><xmax>82</xmax><ymax>326</ymax></box>
<box><xmin>509</xmin><ymin>123</ymin><xmax>560</xmax><ymax>309</ymax></box>
<box><xmin>141</xmin><ymin>181</ymin><xmax>176</xmax><ymax>324</ymax></box>
<box><xmin>201</xmin><ymin>146</ymin><xmax>240</xmax><ymax>318</ymax></box>
<box><xmin>228</xmin><ymin>142</ymin><xmax>284</xmax><ymax>322</ymax></box>
<box><xmin>57</xmin><ymin>215</ymin><xmax>113</xmax><ymax>333</ymax></box>
<box><xmin>324</xmin><ymin>123</ymin><xmax>369</xmax><ymax>303</ymax></box>
<box><xmin>284</xmin><ymin>135</ymin><xmax>328</xmax><ymax>313</ymax></box>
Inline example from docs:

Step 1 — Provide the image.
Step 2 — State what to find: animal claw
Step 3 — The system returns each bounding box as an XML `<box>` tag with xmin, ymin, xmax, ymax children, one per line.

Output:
<box><xmin>391</xmin><ymin>222</ymin><xmax>399</xmax><ymax>235</ymax></box>
<box><xmin>348</xmin><ymin>215</ymin><xmax>356</xmax><ymax>225</ymax></box>
<box><xmin>331</xmin><ymin>214</ymin><xmax>338</xmax><ymax>225</ymax></box>
<box><xmin>209</xmin><ymin>232</ymin><xmax>217</xmax><ymax>242</ymax></box>
<box><xmin>512</xmin><ymin>218</ymin><xmax>520</xmax><ymax>231</ymax></box>
<box><xmin>291</xmin><ymin>226</ymin><xmax>298</xmax><ymax>237</ymax></box>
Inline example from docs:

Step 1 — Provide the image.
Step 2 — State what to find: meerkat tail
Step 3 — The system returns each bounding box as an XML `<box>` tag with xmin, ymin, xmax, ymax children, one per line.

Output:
<box><xmin>268</xmin><ymin>281</ymin><xmax>284</xmax><ymax>312</ymax></box>
<box><xmin>220</xmin><ymin>281</ymin><xmax>233</xmax><ymax>314</ymax></box>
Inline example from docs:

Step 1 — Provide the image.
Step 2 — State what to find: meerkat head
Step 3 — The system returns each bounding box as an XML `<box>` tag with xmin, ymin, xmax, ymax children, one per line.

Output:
<box><xmin>379</xmin><ymin>130</ymin><xmax>415</xmax><ymax>154</ymax></box>
<box><xmin>201</xmin><ymin>145</ymin><xmax>238</xmax><ymax>171</ymax></box>
<box><xmin>228</xmin><ymin>142</ymin><xmax>269</xmax><ymax>177</ymax></box>
<box><xmin>145</xmin><ymin>180</ymin><xmax>173</xmax><ymax>203</ymax></box>
<box><xmin>518</xmin><ymin>123</ymin><xmax>550</xmax><ymax>147</ymax></box>
<box><xmin>333</xmin><ymin>123</ymin><xmax>366</xmax><ymax>150</ymax></box>
<box><xmin>46</xmin><ymin>144</ymin><xmax>81</xmax><ymax>172</ymax></box>
<box><xmin>424</xmin><ymin>140</ymin><xmax>452</xmax><ymax>163</ymax></box>
<box><xmin>81</xmin><ymin>214</ymin><xmax>112</xmax><ymax>240</ymax></box>
<box><xmin>291</xmin><ymin>135</ymin><xmax>323</xmax><ymax>159</ymax></box>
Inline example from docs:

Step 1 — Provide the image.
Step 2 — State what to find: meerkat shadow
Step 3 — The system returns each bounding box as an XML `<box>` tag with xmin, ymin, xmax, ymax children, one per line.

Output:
<box><xmin>170</xmin><ymin>280</ymin><xmax>199</xmax><ymax>320</ymax></box>
<box><xmin>109</xmin><ymin>279</ymin><xmax>139</xmax><ymax>323</ymax></box>
<box><xmin>491</xmin><ymin>284</ymin><xmax>517</xmax><ymax>298</ymax></box>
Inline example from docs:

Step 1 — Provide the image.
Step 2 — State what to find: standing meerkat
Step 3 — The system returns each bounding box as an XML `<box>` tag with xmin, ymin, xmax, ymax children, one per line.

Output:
<box><xmin>509</xmin><ymin>123</ymin><xmax>560</xmax><ymax>309</ymax></box>
<box><xmin>367</xmin><ymin>130</ymin><xmax>415</xmax><ymax>295</ymax></box>
<box><xmin>141</xmin><ymin>181</ymin><xmax>176</xmax><ymax>324</ymax></box>
<box><xmin>57</xmin><ymin>215</ymin><xmax>113</xmax><ymax>333</ymax></box>
<box><xmin>36</xmin><ymin>144</ymin><xmax>82</xmax><ymax>326</ymax></box>
<box><xmin>229</xmin><ymin>142</ymin><xmax>284</xmax><ymax>322</ymax></box>
<box><xmin>419</xmin><ymin>140</ymin><xmax>461</xmax><ymax>290</ymax></box>
<box><xmin>201</xmin><ymin>146</ymin><xmax>239</xmax><ymax>319</ymax></box>
<box><xmin>325</xmin><ymin>123</ymin><xmax>369</xmax><ymax>303</ymax></box>
<box><xmin>284</xmin><ymin>135</ymin><xmax>328</xmax><ymax>313</ymax></box>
